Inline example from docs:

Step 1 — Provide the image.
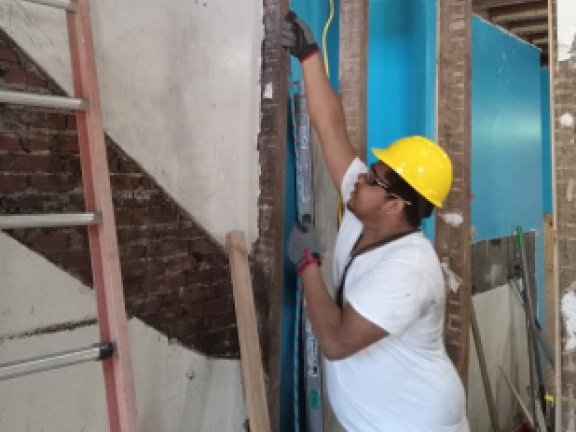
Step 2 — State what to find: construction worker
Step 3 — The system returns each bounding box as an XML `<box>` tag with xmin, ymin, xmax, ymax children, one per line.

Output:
<box><xmin>283</xmin><ymin>12</ymin><xmax>469</xmax><ymax>432</ymax></box>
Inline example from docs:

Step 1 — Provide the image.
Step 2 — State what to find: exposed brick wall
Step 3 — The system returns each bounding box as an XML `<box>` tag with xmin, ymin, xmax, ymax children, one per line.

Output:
<box><xmin>0</xmin><ymin>30</ymin><xmax>239</xmax><ymax>358</ymax></box>
<box><xmin>339</xmin><ymin>0</ymin><xmax>368</xmax><ymax>160</ymax></box>
<box><xmin>435</xmin><ymin>0</ymin><xmax>473</xmax><ymax>386</ymax></box>
<box><xmin>550</xmin><ymin>0</ymin><xmax>576</xmax><ymax>428</ymax></box>
<box><xmin>255</xmin><ymin>0</ymin><xmax>288</xmax><ymax>429</ymax></box>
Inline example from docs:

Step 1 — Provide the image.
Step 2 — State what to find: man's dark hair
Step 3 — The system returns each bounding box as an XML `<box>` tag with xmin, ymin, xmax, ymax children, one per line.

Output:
<box><xmin>385</xmin><ymin>170</ymin><xmax>435</xmax><ymax>228</ymax></box>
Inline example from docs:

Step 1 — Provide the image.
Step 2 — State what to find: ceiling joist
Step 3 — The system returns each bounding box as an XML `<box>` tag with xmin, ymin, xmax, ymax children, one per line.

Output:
<box><xmin>473</xmin><ymin>0</ymin><xmax>544</xmax><ymax>9</ymax></box>
<box><xmin>491</xmin><ymin>1</ymin><xmax>548</xmax><ymax>23</ymax></box>
<box><xmin>508</xmin><ymin>20</ymin><xmax>549</xmax><ymax>35</ymax></box>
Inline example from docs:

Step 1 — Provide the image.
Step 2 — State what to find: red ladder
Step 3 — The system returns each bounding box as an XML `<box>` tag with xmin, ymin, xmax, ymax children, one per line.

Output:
<box><xmin>0</xmin><ymin>1</ymin><xmax>139</xmax><ymax>431</ymax></box>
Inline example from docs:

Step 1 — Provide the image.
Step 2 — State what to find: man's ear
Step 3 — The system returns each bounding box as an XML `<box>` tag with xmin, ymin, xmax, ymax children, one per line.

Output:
<box><xmin>384</xmin><ymin>198</ymin><xmax>405</xmax><ymax>216</ymax></box>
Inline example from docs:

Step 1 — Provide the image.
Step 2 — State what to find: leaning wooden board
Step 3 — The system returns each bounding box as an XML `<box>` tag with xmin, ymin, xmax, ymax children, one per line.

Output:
<box><xmin>227</xmin><ymin>231</ymin><xmax>271</xmax><ymax>432</ymax></box>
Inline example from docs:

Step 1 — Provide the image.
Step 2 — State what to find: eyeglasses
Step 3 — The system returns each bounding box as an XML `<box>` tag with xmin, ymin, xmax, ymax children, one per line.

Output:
<box><xmin>366</xmin><ymin>165</ymin><xmax>412</xmax><ymax>206</ymax></box>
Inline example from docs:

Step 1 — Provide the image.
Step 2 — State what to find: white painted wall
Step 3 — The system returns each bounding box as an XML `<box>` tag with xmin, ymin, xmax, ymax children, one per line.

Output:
<box><xmin>0</xmin><ymin>0</ymin><xmax>263</xmax><ymax>246</ymax></box>
<box><xmin>468</xmin><ymin>285</ymin><xmax>531</xmax><ymax>432</ymax></box>
<box><xmin>0</xmin><ymin>233</ymin><xmax>246</xmax><ymax>432</ymax></box>
<box><xmin>557</xmin><ymin>0</ymin><xmax>576</xmax><ymax>62</ymax></box>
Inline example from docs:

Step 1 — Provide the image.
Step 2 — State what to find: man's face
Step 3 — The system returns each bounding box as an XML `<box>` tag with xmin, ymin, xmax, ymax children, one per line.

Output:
<box><xmin>347</xmin><ymin>162</ymin><xmax>396</xmax><ymax>218</ymax></box>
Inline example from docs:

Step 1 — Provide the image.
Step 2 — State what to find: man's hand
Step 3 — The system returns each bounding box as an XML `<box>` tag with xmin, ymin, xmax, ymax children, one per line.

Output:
<box><xmin>281</xmin><ymin>11</ymin><xmax>320</xmax><ymax>62</ymax></box>
<box><xmin>288</xmin><ymin>219</ymin><xmax>322</xmax><ymax>274</ymax></box>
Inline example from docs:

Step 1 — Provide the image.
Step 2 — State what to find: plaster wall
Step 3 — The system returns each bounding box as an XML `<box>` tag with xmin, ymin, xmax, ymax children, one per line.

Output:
<box><xmin>557</xmin><ymin>0</ymin><xmax>576</xmax><ymax>62</ymax></box>
<box><xmin>0</xmin><ymin>232</ymin><xmax>246</xmax><ymax>432</ymax></box>
<box><xmin>0</xmin><ymin>0</ymin><xmax>263</xmax><ymax>246</ymax></box>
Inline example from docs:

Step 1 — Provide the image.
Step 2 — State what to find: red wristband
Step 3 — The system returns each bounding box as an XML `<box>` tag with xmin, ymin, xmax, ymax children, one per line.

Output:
<box><xmin>301</xmin><ymin>48</ymin><xmax>320</xmax><ymax>63</ymax></box>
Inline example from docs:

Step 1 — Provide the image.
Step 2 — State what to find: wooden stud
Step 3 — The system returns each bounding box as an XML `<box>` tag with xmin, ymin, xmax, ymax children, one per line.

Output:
<box><xmin>474</xmin><ymin>0</ymin><xmax>544</xmax><ymax>10</ymax></box>
<box><xmin>339</xmin><ymin>0</ymin><xmax>368</xmax><ymax>160</ymax></box>
<box><xmin>436</xmin><ymin>0</ymin><xmax>473</xmax><ymax>387</ymax></box>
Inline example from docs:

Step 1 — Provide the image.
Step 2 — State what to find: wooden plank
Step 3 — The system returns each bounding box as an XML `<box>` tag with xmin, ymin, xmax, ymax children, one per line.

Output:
<box><xmin>549</xmin><ymin>0</ymin><xmax>576</xmax><ymax>428</ymax></box>
<box><xmin>67</xmin><ymin>2</ymin><xmax>139</xmax><ymax>432</ymax></box>
<box><xmin>474</xmin><ymin>0</ymin><xmax>544</xmax><ymax>10</ymax></box>
<box><xmin>491</xmin><ymin>1</ymin><xmax>548</xmax><ymax>24</ymax></box>
<box><xmin>436</xmin><ymin>0</ymin><xmax>473</xmax><ymax>387</ymax></box>
<box><xmin>509</xmin><ymin>20</ymin><xmax>548</xmax><ymax>35</ymax></box>
<box><xmin>339</xmin><ymin>0</ymin><xmax>368</xmax><ymax>160</ymax></box>
<box><xmin>543</xmin><ymin>215</ymin><xmax>556</xmax><ymax>395</ymax></box>
<box><xmin>227</xmin><ymin>231</ymin><xmax>271</xmax><ymax>432</ymax></box>
<box><xmin>255</xmin><ymin>1</ymin><xmax>289</xmax><ymax>429</ymax></box>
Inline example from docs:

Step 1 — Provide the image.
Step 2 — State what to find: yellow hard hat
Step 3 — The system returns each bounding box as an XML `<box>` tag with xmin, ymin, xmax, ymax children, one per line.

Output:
<box><xmin>372</xmin><ymin>136</ymin><xmax>452</xmax><ymax>208</ymax></box>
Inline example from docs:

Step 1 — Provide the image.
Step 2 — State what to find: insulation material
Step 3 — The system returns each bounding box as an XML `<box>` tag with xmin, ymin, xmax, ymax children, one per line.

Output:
<box><xmin>441</xmin><ymin>262</ymin><xmax>462</xmax><ymax>293</ymax></box>
<box><xmin>264</xmin><ymin>83</ymin><xmax>274</xmax><ymax>99</ymax></box>
<box><xmin>568</xmin><ymin>178</ymin><xmax>575</xmax><ymax>202</ymax></box>
<box><xmin>561</xmin><ymin>284</ymin><xmax>576</xmax><ymax>351</ymax></box>
<box><xmin>560</xmin><ymin>113</ymin><xmax>575</xmax><ymax>128</ymax></box>
<box><xmin>439</xmin><ymin>212</ymin><xmax>464</xmax><ymax>227</ymax></box>
<box><xmin>557</xmin><ymin>0</ymin><xmax>576</xmax><ymax>62</ymax></box>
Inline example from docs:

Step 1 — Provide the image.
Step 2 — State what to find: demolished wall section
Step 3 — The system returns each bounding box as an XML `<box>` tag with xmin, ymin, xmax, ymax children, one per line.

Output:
<box><xmin>0</xmin><ymin>30</ymin><xmax>239</xmax><ymax>356</ymax></box>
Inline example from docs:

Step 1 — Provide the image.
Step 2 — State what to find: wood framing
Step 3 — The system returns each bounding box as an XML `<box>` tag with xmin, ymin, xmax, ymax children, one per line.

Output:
<box><xmin>549</xmin><ymin>0</ymin><xmax>576</xmax><ymax>429</ymax></box>
<box><xmin>435</xmin><ymin>0</ymin><xmax>473</xmax><ymax>387</ymax></box>
<box><xmin>474</xmin><ymin>0</ymin><xmax>543</xmax><ymax>9</ymax></box>
<box><xmin>339</xmin><ymin>0</ymin><xmax>368</xmax><ymax>160</ymax></box>
<box><xmin>227</xmin><ymin>232</ymin><xmax>271</xmax><ymax>432</ymax></box>
<box><xmin>255</xmin><ymin>0</ymin><xmax>289</xmax><ymax>430</ymax></box>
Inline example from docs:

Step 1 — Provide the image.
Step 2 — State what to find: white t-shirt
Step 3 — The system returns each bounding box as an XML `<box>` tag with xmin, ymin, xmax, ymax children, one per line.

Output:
<box><xmin>325</xmin><ymin>158</ymin><xmax>469</xmax><ymax>432</ymax></box>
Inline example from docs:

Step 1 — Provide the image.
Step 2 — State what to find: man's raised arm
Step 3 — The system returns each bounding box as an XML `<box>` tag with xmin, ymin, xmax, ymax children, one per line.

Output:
<box><xmin>282</xmin><ymin>12</ymin><xmax>356</xmax><ymax>191</ymax></box>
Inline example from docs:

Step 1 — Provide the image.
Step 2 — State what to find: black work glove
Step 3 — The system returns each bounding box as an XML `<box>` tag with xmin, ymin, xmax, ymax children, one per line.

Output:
<box><xmin>282</xmin><ymin>11</ymin><xmax>320</xmax><ymax>62</ymax></box>
<box><xmin>288</xmin><ymin>219</ymin><xmax>322</xmax><ymax>274</ymax></box>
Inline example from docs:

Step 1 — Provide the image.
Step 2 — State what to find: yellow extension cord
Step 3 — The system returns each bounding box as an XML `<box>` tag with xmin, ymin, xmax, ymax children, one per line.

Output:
<box><xmin>321</xmin><ymin>0</ymin><xmax>334</xmax><ymax>78</ymax></box>
<box><xmin>321</xmin><ymin>0</ymin><xmax>344</xmax><ymax>225</ymax></box>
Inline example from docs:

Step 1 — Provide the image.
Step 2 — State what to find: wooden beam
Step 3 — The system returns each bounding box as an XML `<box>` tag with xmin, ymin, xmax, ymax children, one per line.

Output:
<box><xmin>549</xmin><ymin>0</ymin><xmax>576</xmax><ymax>426</ymax></box>
<box><xmin>474</xmin><ymin>0</ymin><xmax>543</xmax><ymax>9</ymax></box>
<box><xmin>527</xmin><ymin>30</ymin><xmax>550</xmax><ymax>41</ymax></box>
<box><xmin>491</xmin><ymin>1</ymin><xmax>548</xmax><ymax>24</ymax></box>
<box><xmin>509</xmin><ymin>20</ymin><xmax>548</xmax><ymax>35</ymax></box>
<box><xmin>530</xmin><ymin>33</ymin><xmax>549</xmax><ymax>45</ymax></box>
<box><xmin>227</xmin><ymin>231</ymin><xmax>271</xmax><ymax>432</ymax></box>
<box><xmin>255</xmin><ymin>0</ymin><xmax>289</xmax><ymax>430</ymax></box>
<box><xmin>339</xmin><ymin>0</ymin><xmax>368</xmax><ymax>160</ymax></box>
<box><xmin>436</xmin><ymin>0</ymin><xmax>473</xmax><ymax>387</ymax></box>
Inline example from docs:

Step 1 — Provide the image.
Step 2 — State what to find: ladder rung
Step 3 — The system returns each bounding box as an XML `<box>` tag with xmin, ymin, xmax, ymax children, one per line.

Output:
<box><xmin>0</xmin><ymin>213</ymin><xmax>102</xmax><ymax>229</ymax></box>
<box><xmin>21</xmin><ymin>0</ymin><xmax>78</xmax><ymax>12</ymax></box>
<box><xmin>0</xmin><ymin>90</ymin><xmax>88</xmax><ymax>111</ymax></box>
<box><xmin>0</xmin><ymin>342</ymin><xmax>115</xmax><ymax>381</ymax></box>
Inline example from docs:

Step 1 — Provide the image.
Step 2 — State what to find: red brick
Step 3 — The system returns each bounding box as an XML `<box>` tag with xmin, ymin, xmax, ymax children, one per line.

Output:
<box><xmin>0</xmin><ymin>175</ymin><xmax>28</xmax><ymax>193</ymax></box>
<box><xmin>30</xmin><ymin>232</ymin><xmax>71</xmax><ymax>251</ymax></box>
<box><xmin>0</xmin><ymin>46</ymin><xmax>19</xmax><ymax>62</ymax></box>
<box><xmin>60</xmin><ymin>154</ymin><xmax>82</xmax><ymax>173</ymax></box>
<box><xmin>28</xmin><ymin>173</ymin><xmax>81</xmax><ymax>192</ymax></box>
<box><xmin>110</xmin><ymin>174</ymin><xmax>144</xmax><ymax>191</ymax></box>
<box><xmin>179</xmin><ymin>287</ymin><xmax>207</xmax><ymax>304</ymax></box>
<box><xmin>119</xmin><ymin>244</ymin><xmax>146</xmax><ymax>261</ymax></box>
<box><xmin>0</xmin><ymin>154</ymin><xmax>61</xmax><ymax>173</ymax></box>
<box><xmin>189</xmin><ymin>238</ymin><xmax>218</xmax><ymax>254</ymax></box>
<box><xmin>186</xmin><ymin>298</ymin><xmax>233</xmax><ymax>319</ymax></box>
<box><xmin>165</xmin><ymin>255</ymin><xmax>197</xmax><ymax>274</ymax></box>
<box><xmin>132</xmin><ymin>209</ymin><xmax>178</xmax><ymax>225</ymax></box>
<box><xmin>53</xmin><ymin>135</ymin><xmax>79</xmax><ymax>152</ymax></box>
<box><xmin>52</xmin><ymin>249</ymin><xmax>91</xmax><ymax>269</ymax></box>
<box><xmin>117</xmin><ymin>226</ymin><xmax>153</xmax><ymax>244</ymax></box>
<box><xmin>0</xmin><ymin>135</ymin><xmax>22</xmax><ymax>151</ymax></box>
<box><xmin>209</xmin><ymin>311</ymin><xmax>237</xmax><ymax>329</ymax></box>
<box><xmin>146</xmin><ymin>240</ymin><xmax>189</xmax><ymax>259</ymax></box>
<box><xmin>65</xmin><ymin>115</ymin><xmax>77</xmax><ymax>131</ymax></box>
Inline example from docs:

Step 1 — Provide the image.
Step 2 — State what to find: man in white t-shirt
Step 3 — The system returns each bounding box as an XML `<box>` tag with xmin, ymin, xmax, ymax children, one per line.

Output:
<box><xmin>283</xmin><ymin>12</ymin><xmax>469</xmax><ymax>432</ymax></box>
